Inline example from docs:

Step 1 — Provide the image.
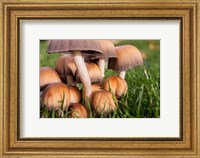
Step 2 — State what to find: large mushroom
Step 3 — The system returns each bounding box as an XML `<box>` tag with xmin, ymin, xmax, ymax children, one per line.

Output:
<box><xmin>103</xmin><ymin>76</ymin><xmax>128</xmax><ymax>99</ymax></box>
<box><xmin>108</xmin><ymin>45</ymin><xmax>143</xmax><ymax>79</ymax></box>
<box><xmin>48</xmin><ymin>40</ymin><xmax>105</xmax><ymax>105</ymax></box>
<box><xmin>41</xmin><ymin>82</ymin><xmax>70</xmax><ymax>111</ymax></box>
<box><xmin>55</xmin><ymin>54</ymin><xmax>77</xmax><ymax>85</ymax></box>
<box><xmin>40</xmin><ymin>67</ymin><xmax>61</xmax><ymax>90</ymax></box>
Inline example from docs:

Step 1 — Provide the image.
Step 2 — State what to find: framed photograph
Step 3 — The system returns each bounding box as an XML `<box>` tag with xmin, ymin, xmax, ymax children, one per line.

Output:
<box><xmin>0</xmin><ymin>0</ymin><xmax>199</xmax><ymax>157</ymax></box>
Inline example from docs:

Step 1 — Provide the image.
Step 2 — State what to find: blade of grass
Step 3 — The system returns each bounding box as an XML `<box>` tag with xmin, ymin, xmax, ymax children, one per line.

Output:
<box><xmin>136</xmin><ymin>85</ymin><xmax>144</xmax><ymax>118</ymax></box>
<box><xmin>52</xmin><ymin>109</ymin><xmax>55</xmax><ymax>118</ymax></box>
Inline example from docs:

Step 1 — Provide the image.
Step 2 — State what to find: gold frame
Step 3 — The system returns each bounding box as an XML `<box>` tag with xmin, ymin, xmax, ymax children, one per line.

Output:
<box><xmin>0</xmin><ymin>0</ymin><xmax>199</xmax><ymax>157</ymax></box>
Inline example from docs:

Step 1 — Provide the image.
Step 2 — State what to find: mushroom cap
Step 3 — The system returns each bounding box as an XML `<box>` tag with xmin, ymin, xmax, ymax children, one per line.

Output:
<box><xmin>40</xmin><ymin>67</ymin><xmax>61</xmax><ymax>90</ymax></box>
<box><xmin>76</xmin><ymin>62</ymin><xmax>102</xmax><ymax>83</ymax></box>
<box><xmin>47</xmin><ymin>40</ymin><xmax>104</xmax><ymax>59</ymax></box>
<box><xmin>55</xmin><ymin>54</ymin><xmax>77</xmax><ymax>82</ymax></box>
<box><xmin>108</xmin><ymin>45</ymin><xmax>143</xmax><ymax>71</ymax></box>
<box><xmin>99</xmin><ymin>40</ymin><xmax>116</xmax><ymax>58</ymax></box>
<box><xmin>68</xmin><ymin>86</ymin><xmax>81</xmax><ymax>104</ymax></box>
<box><xmin>68</xmin><ymin>103</ymin><xmax>88</xmax><ymax>118</ymax></box>
<box><xmin>84</xmin><ymin>40</ymin><xmax>116</xmax><ymax>61</ymax></box>
<box><xmin>92</xmin><ymin>90</ymin><xmax>116</xmax><ymax>115</ymax></box>
<box><xmin>47</xmin><ymin>40</ymin><xmax>116</xmax><ymax>60</ymax></box>
<box><xmin>103</xmin><ymin>76</ymin><xmax>128</xmax><ymax>98</ymax></box>
<box><xmin>41</xmin><ymin>82</ymin><xmax>70</xmax><ymax>111</ymax></box>
<box><xmin>92</xmin><ymin>83</ymin><xmax>103</xmax><ymax>93</ymax></box>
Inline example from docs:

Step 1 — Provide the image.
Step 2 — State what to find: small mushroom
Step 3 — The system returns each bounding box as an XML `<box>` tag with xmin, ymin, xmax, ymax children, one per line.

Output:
<box><xmin>41</xmin><ymin>82</ymin><xmax>70</xmax><ymax>111</ymax></box>
<box><xmin>103</xmin><ymin>76</ymin><xmax>128</xmax><ymax>99</ymax></box>
<box><xmin>68</xmin><ymin>103</ymin><xmax>88</xmax><ymax>118</ymax></box>
<box><xmin>76</xmin><ymin>62</ymin><xmax>102</xmax><ymax>83</ymax></box>
<box><xmin>108</xmin><ymin>45</ymin><xmax>143</xmax><ymax>79</ymax></box>
<box><xmin>40</xmin><ymin>67</ymin><xmax>61</xmax><ymax>90</ymax></box>
<box><xmin>68</xmin><ymin>86</ymin><xmax>81</xmax><ymax>104</ymax></box>
<box><xmin>92</xmin><ymin>90</ymin><xmax>116</xmax><ymax>115</ymax></box>
<box><xmin>55</xmin><ymin>54</ymin><xmax>77</xmax><ymax>85</ymax></box>
<box><xmin>48</xmin><ymin>40</ymin><xmax>106</xmax><ymax>104</ymax></box>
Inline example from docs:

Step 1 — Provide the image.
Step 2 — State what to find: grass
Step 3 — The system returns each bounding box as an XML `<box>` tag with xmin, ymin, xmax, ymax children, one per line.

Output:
<box><xmin>40</xmin><ymin>40</ymin><xmax>160</xmax><ymax>118</ymax></box>
<box><xmin>40</xmin><ymin>40</ymin><xmax>61</xmax><ymax>68</ymax></box>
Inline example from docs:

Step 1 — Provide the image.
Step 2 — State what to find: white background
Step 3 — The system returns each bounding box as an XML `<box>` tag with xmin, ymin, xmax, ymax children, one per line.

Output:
<box><xmin>20</xmin><ymin>20</ymin><xmax>180</xmax><ymax>138</ymax></box>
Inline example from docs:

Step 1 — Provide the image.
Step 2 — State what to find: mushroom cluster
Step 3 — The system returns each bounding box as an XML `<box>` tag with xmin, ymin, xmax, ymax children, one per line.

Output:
<box><xmin>40</xmin><ymin>40</ymin><xmax>143</xmax><ymax>118</ymax></box>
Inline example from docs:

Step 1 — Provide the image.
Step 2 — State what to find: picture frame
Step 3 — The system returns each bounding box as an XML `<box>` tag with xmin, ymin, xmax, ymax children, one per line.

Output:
<box><xmin>0</xmin><ymin>0</ymin><xmax>199</xmax><ymax>157</ymax></box>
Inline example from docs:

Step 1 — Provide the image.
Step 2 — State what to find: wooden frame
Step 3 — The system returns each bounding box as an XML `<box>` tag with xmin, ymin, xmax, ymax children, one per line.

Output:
<box><xmin>0</xmin><ymin>0</ymin><xmax>199</xmax><ymax>157</ymax></box>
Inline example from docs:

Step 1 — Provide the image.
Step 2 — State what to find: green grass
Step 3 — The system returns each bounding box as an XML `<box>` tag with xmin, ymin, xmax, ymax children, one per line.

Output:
<box><xmin>40</xmin><ymin>40</ymin><xmax>160</xmax><ymax>118</ymax></box>
<box><xmin>40</xmin><ymin>40</ymin><xmax>61</xmax><ymax>68</ymax></box>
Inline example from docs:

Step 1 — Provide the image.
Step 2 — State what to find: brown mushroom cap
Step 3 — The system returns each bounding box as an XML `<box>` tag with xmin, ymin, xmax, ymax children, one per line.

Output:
<box><xmin>99</xmin><ymin>40</ymin><xmax>116</xmax><ymax>58</ymax></box>
<box><xmin>103</xmin><ymin>76</ymin><xmax>128</xmax><ymax>98</ymax></box>
<box><xmin>76</xmin><ymin>62</ymin><xmax>102</xmax><ymax>83</ymax></box>
<box><xmin>68</xmin><ymin>86</ymin><xmax>81</xmax><ymax>104</ymax></box>
<box><xmin>48</xmin><ymin>40</ymin><xmax>105</xmax><ymax>59</ymax></box>
<box><xmin>108</xmin><ymin>45</ymin><xmax>143</xmax><ymax>71</ymax></box>
<box><xmin>68</xmin><ymin>103</ymin><xmax>88</xmax><ymax>118</ymax></box>
<box><xmin>48</xmin><ymin>40</ymin><xmax>116</xmax><ymax>60</ymax></box>
<box><xmin>92</xmin><ymin>90</ymin><xmax>116</xmax><ymax>115</ymax></box>
<box><xmin>41</xmin><ymin>82</ymin><xmax>70</xmax><ymax>111</ymax></box>
<box><xmin>40</xmin><ymin>67</ymin><xmax>61</xmax><ymax>90</ymax></box>
<box><xmin>83</xmin><ymin>40</ymin><xmax>116</xmax><ymax>60</ymax></box>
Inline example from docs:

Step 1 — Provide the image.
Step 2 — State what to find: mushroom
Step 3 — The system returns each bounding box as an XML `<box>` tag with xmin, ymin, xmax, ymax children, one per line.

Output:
<box><xmin>68</xmin><ymin>86</ymin><xmax>81</xmax><ymax>104</ymax></box>
<box><xmin>47</xmin><ymin>40</ymin><xmax>106</xmax><ymax>104</ymax></box>
<box><xmin>40</xmin><ymin>67</ymin><xmax>61</xmax><ymax>91</ymax></box>
<box><xmin>92</xmin><ymin>90</ymin><xmax>116</xmax><ymax>115</ymax></box>
<box><xmin>103</xmin><ymin>76</ymin><xmax>128</xmax><ymax>99</ymax></box>
<box><xmin>76</xmin><ymin>62</ymin><xmax>102</xmax><ymax>83</ymax></box>
<box><xmin>40</xmin><ymin>82</ymin><xmax>70</xmax><ymax>111</ymax></box>
<box><xmin>68</xmin><ymin>103</ymin><xmax>88</xmax><ymax>118</ymax></box>
<box><xmin>108</xmin><ymin>45</ymin><xmax>143</xmax><ymax>79</ymax></box>
<box><xmin>92</xmin><ymin>83</ymin><xmax>103</xmax><ymax>94</ymax></box>
<box><xmin>55</xmin><ymin>54</ymin><xmax>77</xmax><ymax>85</ymax></box>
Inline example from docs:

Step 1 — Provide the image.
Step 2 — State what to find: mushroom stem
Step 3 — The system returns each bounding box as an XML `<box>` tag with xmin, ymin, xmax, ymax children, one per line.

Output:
<box><xmin>98</xmin><ymin>57</ymin><xmax>105</xmax><ymax>78</ymax></box>
<box><xmin>73</xmin><ymin>51</ymin><xmax>92</xmax><ymax>104</ymax></box>
<box><xmin>119</xmin><ymin>71</ymin><xmax>126</xmax><ymax>79</ymax></box>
